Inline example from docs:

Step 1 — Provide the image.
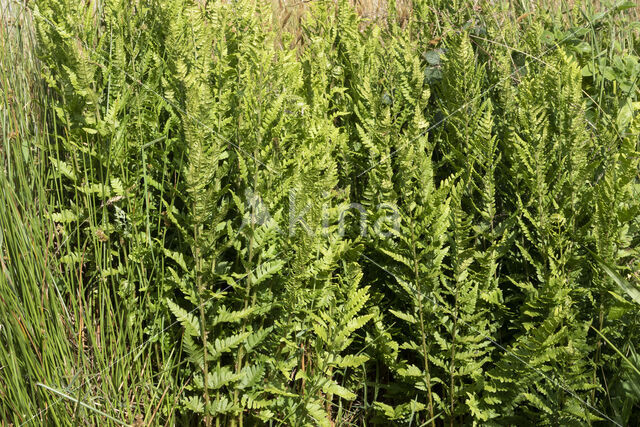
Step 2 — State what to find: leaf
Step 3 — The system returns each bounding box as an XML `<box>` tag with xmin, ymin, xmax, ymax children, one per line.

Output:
<box><xmin>49</xmin><ymin>157</ymin><xmax>77</xmax><ymax>181</ymax></box>
<box><xmin>110</xmin><ymin>177</ymin><xmax>125</xmax><ymax>196</ymax></box>
<box><xmin>167</xmin><ymin>299</ymin><xmax>200</xmax><ymax>337</ymax></box>
<box><xmin>183</xmin><ymin>396</ymin><xmax>205</xmax><ymax>413</ymax></box>
<box><xmin>250</xmin><ymin>260</ymin><xmax>285</xmax><ymax>286</ymax></box>
<box><xmin>581</xmin><ymin>63</ymin><xmax>594</xmax><ymax>77</ymax></box>
<box><xmin>617</xmin><ymin>99</ymin><xmax>635</xmax><ymax>130</ymax></box>
<box><xmin>49</xmin><ymin>209</ymin><xmax>78</xmax><ymax>223</ymax></box>
<box><xmin>244</xmin><ymin>327</ymin><xmax>271</xmax><ymax>352</ymax></box>
<box><xmin>389</xmin><ymin>309</ymin><xmax>417</xmax><ymax>324</ymax></box>
<box><xmin>241</xmin><ymin>393</ymin><xmax>272</xmax><ymax>409</ymax></box>
<box><xmin>589</xmin><ymin>250</ymin><xmax>640</xmax><ymax>305</ymax></box>
<box><xmin>591</xmin><ymin>327</ymin><xmax>640</xmax><ymax>378</ymax></box>
<box><xmin>424</xmin><ymin>66</ymin><xmax>443</xmax><ymax>82</ymax></box>
<box><xmin>373</xmin><ymin>401</ymin><xmax>396</xmax><ymax>419</ymax></box>
<box><xmin>206</xmin><ymin>332</ymin><xmax>251</xmax><ymax>361</ymax></box>
<box><xmin>237</xmin><ymin>364</ymin><xmax>265</xmax><ymax>390</ymax></box>
<box><xmin>602</xmin><ymin>66</ymin><xmax>616</xmax><ymax>81</ymax></box>
<box><xmin>573</xmin><ymin>41</ymin><xmax>591</xmax><ymax>54</ymax></box>
<box><xmin>208</xmin><ymin>396</ymin><xmax>240</xmax><ymax>416</ymax></box>
<box><xmin>198</xmin><ymin>367</ymin><xmax>238</xmax><ymax>390</ymax></box>
<box><xmin>424</xmin><ymin>49</ymin><xmax>442</xmax><ymax>66</ymax></box>
<box><xmin>322</xmin><ymin>380</ymin><xmax>356</xmax><ymax>400</ymax></box>
<box><xmin>334</xmin><ymin>354</ymin><xmax>369</xmax><ymax>368</ymax></box>
<box><xmin>210</xmin><ymin>306</ymin><xmax>255</xmax><ymax>327</ymax></box>
<box><xmin>163</xmin><ymin>248</ymin><xmax>190</xmax><ymax>273</ymax></box>
<box><xmin>615</xmin><ymin>1</ymin><xmax>636</xmax><ymax>11</ymax></box>
<box><xmin>306</xmin><ymin>401</ymin><xmax>331</xmax><ymax>427</ymax></box>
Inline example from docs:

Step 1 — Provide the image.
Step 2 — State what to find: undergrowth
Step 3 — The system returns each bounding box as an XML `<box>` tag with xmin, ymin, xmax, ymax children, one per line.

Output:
<box><xmin>1</xmin><ymin>0</ymin><xmax>640</xmax><ymax>425</ymax></box>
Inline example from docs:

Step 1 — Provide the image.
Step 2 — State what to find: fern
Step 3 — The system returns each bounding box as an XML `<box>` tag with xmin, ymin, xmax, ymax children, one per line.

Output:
<box><xmin>28</xmin><ymin>0</ymin><xmax>640</xmax><ymax>425</ymax></box>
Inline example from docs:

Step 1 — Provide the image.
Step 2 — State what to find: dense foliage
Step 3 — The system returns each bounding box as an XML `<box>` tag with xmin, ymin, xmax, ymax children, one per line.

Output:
<box><xmin>2</xmin><ymin>0</ymin><xmax>640</xmax><ymax>425</ymax></box>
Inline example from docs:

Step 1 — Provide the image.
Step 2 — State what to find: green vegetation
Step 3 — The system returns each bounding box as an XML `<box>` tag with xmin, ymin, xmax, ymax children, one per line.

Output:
<box><xmin>1</xmin><ymin>0</ymin><xmax>639</xmax><ymax>425</ymax></box>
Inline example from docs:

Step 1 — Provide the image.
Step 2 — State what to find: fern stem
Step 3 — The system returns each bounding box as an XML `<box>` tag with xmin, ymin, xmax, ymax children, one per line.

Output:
<box><xmin>450</xmin><ymin>293</ymin><xmax>458</xmax><ymax>427</ymax></box>
<box><xmin>450</xmin><ymin>212</ymin><xmax>461</xmax><ymax>427</ymax></box>
<box><xmin>592</xmin><ymin>300</ymin><xmax>604</xmax><ymax>405</ymax></box>
<box><xmin>195</xmin><ymin>222</ymin><xmax>211</xmax><ymax>427</ymax></box>
<box><xmin>234</xmin><ymin>149</ymin><xmax>260</xmax><ymax>427</ymax></box>
<box><xmin>410</xmin><ymin>220</ymin><xmax>435</xmax><ymax>426</ymax></box>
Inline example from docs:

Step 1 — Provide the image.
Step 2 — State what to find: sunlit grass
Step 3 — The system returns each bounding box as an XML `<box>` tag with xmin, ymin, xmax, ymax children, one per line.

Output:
<box><xmin>0</xmin><ymin>2</ymin><xmax>182</xmax><ymax>425</ymax></box>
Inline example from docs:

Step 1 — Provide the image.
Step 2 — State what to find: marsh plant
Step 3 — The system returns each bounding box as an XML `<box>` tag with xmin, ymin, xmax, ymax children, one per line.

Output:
<box><xmin>2</xmin><ymin>0</ymin><xmax>640</xmax><ymax>425</ymax></box>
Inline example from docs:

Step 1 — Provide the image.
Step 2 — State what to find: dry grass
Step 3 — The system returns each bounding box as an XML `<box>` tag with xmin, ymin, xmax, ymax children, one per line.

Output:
<box><xmin>271</xmin><ymin>0</ymin><xmax>414</xmax><ymax>32</ymax></box>
<box><xmin>269</xmin><ymin>0</ymin><xmax>639</xmax><ymax>48</ymax></box>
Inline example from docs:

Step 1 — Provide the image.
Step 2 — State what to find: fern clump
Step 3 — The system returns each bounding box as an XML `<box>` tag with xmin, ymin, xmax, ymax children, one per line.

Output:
<box><xmin>10</xmin><ymin>0</ymin><xmax>639</xmax><ymax>425</ymax></box>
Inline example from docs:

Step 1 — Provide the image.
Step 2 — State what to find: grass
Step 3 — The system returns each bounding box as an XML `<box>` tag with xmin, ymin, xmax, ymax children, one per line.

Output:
<box><xmin>0</xmin><ymin>2</ymin><xmax>182</xmax><ymax>425</ymax></box>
